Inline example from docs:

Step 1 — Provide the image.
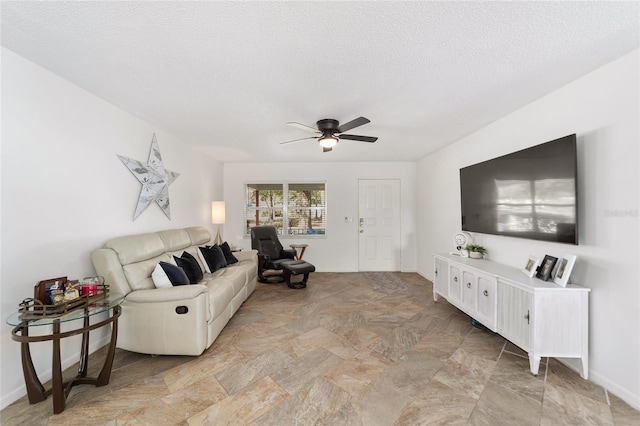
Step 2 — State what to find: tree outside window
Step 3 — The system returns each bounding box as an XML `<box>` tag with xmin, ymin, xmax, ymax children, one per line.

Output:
<box><xmin>245</xmin><ymin>183</ymin><xmax>326</xmax><ymax>236</ymax></box>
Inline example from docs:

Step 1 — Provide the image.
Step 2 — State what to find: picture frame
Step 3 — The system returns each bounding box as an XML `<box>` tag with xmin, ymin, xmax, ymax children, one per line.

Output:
<box><xmin>521</xmin><ymin>255</ymin><xmax>541</xmax><ymax>277</ymax></box>
<box><xmin>553</xmin><ymin>254</ymin><xmax>577</xmax><ymax>287</ymax></box>
<box><xmin>34</xmin><ymin>276</ymin><xmax>67</xmax><ymax>304</ymax></box>
<box><xmin>536</xmin><ymin>255</ymin><xmax>558</xmax><ymax>281</ymax></box>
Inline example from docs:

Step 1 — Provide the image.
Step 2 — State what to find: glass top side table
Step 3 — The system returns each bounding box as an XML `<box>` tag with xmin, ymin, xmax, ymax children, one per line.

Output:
<box><xmin>7</xmin><ymin>297</ymin><xmax>123</xmax><ymax>414</ymax></box>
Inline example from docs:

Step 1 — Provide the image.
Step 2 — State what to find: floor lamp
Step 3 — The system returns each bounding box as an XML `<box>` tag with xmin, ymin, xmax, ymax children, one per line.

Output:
<box><xmin>211</xmin><ymin>201</ymin><xmax>225</xmax><ymax>245</ymax></box>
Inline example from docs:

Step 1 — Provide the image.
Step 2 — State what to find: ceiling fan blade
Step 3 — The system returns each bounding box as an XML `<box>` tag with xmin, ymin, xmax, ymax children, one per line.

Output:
<box><xmin>287</xmin><ymin>122</ymin><xmax>320</xmax><ymax>133</ymax></box>
<box><xmin>337</xmin><ymin>117</ymin><xmax>370</xmax><ymax>133</ymax></box>
<box><xmin>279</xmin><ymin>136</ymin><xmax>317</xmax><ymax>145</ymax></box>
<box><xmin>339</xmin><ymin>134</ymin><xmax>378</xmax><ymax>143</ymax></box>
<box><xmin>323</xmin><ymin>147</ymin><xmax>333</xmax><ymax>153</ymax></box>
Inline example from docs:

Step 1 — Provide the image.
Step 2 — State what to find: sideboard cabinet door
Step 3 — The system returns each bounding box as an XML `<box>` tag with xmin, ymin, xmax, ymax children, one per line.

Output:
<box><xmin>461</xmin><ymin>270</ymin><xmax>477</xmax><ymax>312</ymax></box>
<box><xmin>448</xmin><ymin>265</ymin><xmax>462</xmax><ymax>306</ymax></box>
<box><xmin>476</xmin><ymin>274</ymin><xmax>498</xmax><ymax>331</ymax></box>
<box><xmin>497</xmin><ymin>281</ymin><xmax>532</xmax><ymax>351</ymax></box>
<box><xmin>433</xmin><ymin>257</ymin><xmax>449</xmax><ymax>301</ymax></box>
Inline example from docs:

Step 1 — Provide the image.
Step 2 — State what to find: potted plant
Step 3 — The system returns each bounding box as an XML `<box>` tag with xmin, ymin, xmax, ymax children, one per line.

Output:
<box><xmin>466</xmin><ymin>244</ymin><xmax>487</xmax><ymax>259</ymax></box>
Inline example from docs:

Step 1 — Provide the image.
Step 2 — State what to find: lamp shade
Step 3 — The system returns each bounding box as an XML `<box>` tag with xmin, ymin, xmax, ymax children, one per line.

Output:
<box><xmin>211</xmin><ymin>201</ymin><xmax>226</xmax><ymax>224</ymax></box>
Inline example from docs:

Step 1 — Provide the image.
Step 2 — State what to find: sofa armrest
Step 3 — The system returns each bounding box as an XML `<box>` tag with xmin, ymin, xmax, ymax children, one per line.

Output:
<box><xmin>125</xmin><ymin>284</ymin><xmax>208</xmax><ymax>303</ymax></box>
<box><xmin>234</xmin><ymin>249</ymin><xmax>257</xmax><ymax>263</ymax></box>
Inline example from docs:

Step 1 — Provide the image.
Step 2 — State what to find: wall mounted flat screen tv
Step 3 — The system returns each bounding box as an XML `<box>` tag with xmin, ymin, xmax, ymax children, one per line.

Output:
<box><xmin>460</xmin><ymin>134</ymin><xmax>578</xmax><ymax>245</ymax></box>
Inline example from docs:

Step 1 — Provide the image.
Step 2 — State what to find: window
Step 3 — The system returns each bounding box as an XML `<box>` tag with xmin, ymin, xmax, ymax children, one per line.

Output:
<box><xmin>245</xmin><ymin>183</ymin><xmax>326</xmax><ymax>236</ymax></box>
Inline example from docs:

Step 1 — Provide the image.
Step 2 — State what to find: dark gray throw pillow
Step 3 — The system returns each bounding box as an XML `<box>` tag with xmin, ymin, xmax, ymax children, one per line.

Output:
<box><xmin>174</xmin><ymin>252</ymin><xmax>203</xmax><ymax>284</ymax></box>
<box><xmin>158</xmin><ymin>261</ymin><xmax>189</xmax><ymax>286</ymax></box>
<box><xmin>199</xmin><ymin>245</ymin><xmax>227</xmax><ymax>273</ymax></box>
<box><xmin>220</xmin><ymin>242</ymin><xmax>239</xmax><ymax>265</ymax></box>
<box><xmin>210</xmin><ymin>245</ymin><xmax>228</xmax><ymax>269</ymax></box>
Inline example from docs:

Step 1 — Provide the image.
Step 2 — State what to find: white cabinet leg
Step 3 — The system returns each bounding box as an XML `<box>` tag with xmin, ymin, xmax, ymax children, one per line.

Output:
<box><xmin>529</xmin><ymin>354</ymin><xmax>541</xmax><ymax>376</ymax></box>
<box><xmin>581</xmin><ymin>356</ymin><xmax>589</xmax><ymax>379</ymax></box>
<box><xmin>434</xmin><ymin>292</ymin><xmax>439</xmax><ymax>302</ymax></box>
<box><xmin>581</xmin><ymin>327</ymin><xmax>589</xmax><ymax>379</ymax></box>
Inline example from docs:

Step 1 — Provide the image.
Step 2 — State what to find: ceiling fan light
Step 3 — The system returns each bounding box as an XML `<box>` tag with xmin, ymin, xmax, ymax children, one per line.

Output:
<box><xmin>318</xmin><ymin>134</ymin><xmax>338</xmax><ymax>148</ymax></box>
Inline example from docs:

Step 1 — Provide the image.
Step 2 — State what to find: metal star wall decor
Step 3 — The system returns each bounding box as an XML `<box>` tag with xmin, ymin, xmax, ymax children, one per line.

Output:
<box><xmin>118</xmin><ymin>134</ymin><xmax>180</xmax><ymax>220</ymax></box>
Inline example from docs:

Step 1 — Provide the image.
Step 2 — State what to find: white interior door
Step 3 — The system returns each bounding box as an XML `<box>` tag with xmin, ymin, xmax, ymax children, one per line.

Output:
<box><xmin>358</xmin><ymin>179</ymin><xmax>401</xmax><ymax>271</ymax></box>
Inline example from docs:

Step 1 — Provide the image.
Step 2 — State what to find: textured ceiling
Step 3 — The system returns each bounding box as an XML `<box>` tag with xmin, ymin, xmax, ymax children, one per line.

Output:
<box><xmin>2</xmin><ymin>1</ymin><xmax>638</xmax><ymax>162</ymax></box>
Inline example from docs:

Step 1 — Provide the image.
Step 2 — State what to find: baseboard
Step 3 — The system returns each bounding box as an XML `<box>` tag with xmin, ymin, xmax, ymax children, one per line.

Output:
<box><xmin>0</xmin><ymin>335</ymin><xmax>111</xmax><ymax>410</ymax></box>
<box><xmin>555</xmin><ymin>357</ymin><xmax>584</xmax><ymax>378</ymax></box>
<box><xmin>417</xmin><ymin>270</ymin><xmax>433</xmax><ymax>281</ymax></box>
<box><xmin>589</xmin><ymin>367</ymin><xmax>640</xmax><ymax>410</ymax></box>
<box><xmin>555</xmin><ymin>358</ymin><xmax>640</xmax><ymax>410</ymax></box>
<box><xmin>0</xmin><ymin>386</ymin><xmax>28</xmax><ymax>412</ymax></box>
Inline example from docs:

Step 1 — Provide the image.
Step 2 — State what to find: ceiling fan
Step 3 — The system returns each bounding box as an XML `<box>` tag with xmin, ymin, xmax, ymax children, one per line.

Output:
<box><xmin>280</xmin><ymin>117</ymin><xmax>378</xmax><ymax>152</ymax></box>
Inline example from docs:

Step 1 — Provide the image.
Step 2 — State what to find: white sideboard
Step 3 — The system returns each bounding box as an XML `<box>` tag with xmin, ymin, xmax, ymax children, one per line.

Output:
<box><xmin>433</xmin><ymin>253</ymin><xmax>590</xmax><ymax>379</ymax></box>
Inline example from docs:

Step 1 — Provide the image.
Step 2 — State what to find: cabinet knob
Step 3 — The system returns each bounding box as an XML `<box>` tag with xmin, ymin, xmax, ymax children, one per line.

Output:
<box><xmin>454</xmin><ymin>277</ymin><xmax>458</xmax><ymax>282</ymax></box>
<box><xmin>483</xmin><ymin>290</ymin><xmax>489</xmax><ymax>297</ymax></box>
<box><xmin>435</xmin><ymin>269</ymin><xmax>438</xmax><ymax>276</ymax></box>
<box><xmin>467</xmin><ymin>282</ymin><xmax>471</xmax><ymax>288</ymax></box>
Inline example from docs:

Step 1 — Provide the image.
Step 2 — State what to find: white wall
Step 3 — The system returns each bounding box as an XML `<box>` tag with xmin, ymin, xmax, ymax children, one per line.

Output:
<box><xmin>223</xmin><ymin>162</ymin><xmax>417</xmax><ymax>272</ymax></box>
<box><xmin>3</xmin><ymin>42</ymin><xmax>636</xmax><ymax>411</ymax></box>
<box><xmin>0</xmin><ymin>48</ymin><xmax>223</xmax><ymax>408</ymax></box>
<box><xmin>417</xmin><ymin>50</ymin><xmax>640</xmax><ymax>408</ymax></box>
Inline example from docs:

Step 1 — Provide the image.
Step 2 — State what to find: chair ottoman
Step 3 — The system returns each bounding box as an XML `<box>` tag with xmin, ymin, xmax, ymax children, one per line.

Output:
<box><xmin>281</xmin><ymin>260</ymin><xmax>316</xmax><ymax>289</ymax></box>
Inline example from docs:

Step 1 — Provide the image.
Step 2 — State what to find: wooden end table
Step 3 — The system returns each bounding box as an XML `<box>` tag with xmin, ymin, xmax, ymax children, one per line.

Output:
<box><xmin>6</xmin><ymin>297</ymin><xmax>123</xmax><ymax>414</ymax></box>
<box><xmin>289</xmin><ymin>244</ymin><xmax>308</xmax><ymax>260</ymax></box>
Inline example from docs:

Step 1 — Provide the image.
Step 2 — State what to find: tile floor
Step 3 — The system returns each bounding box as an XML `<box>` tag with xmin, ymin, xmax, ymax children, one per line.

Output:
<box><xmin>2</xmin><ymin>272</ymin><xmax>639</xmax><ymax>425</ymax></box>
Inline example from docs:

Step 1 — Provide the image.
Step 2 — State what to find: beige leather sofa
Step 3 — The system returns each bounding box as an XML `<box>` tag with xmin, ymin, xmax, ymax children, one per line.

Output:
<box><xmin>91</xmin><ymin>226</ymin><xmax>257</xmax><ymax>356</ymax></box>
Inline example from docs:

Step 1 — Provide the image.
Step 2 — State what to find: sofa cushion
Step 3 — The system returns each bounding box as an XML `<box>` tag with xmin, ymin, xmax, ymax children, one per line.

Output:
<box><xmin>206</xmin><ymin>277</ymin><xmax>235</xmax><ymax>319</ymax></box>
<box><xmin>185</xmin><ymin>226</ymin><xmax>212</xmax><ymax>246</ymax></box>
<box><xmin>233</xmin><ymin>258</ymin><xmax>258</xmax><ymax>289</ymax></box>
<box><xmin>152</xmin><ymin>262</ymin><xmax>189</xmax><ymax>288</ymax></box>
<box><xmin>175</xmin><ymin>252</ymin><xmax>203</xmax><ymax>284</ymax></box>
<box><xmin>104</xmin><ymin>232</ymin><xmax>166</xmax><ymax>265</ymax></box>
<box><xmin>209</xmin><ymin>266</ymin><xmax>246</xmax><ymax>294</ymax></box>
<box><xmin>157</xmin><ymin>229</ymin><xmax>192</xmax><ymax>252</ymax></box>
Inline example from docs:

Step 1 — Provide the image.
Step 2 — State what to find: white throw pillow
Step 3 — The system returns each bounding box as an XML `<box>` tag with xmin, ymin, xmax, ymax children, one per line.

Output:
<box><xmin>151</xmin><ymin>263</ymin><xmax>173</xmax><ymax>288</ymax></box>
<box><xmin>197</xmin><ymin>247</ymin><xmax>211</xmax><ymax>273</ymax></box>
